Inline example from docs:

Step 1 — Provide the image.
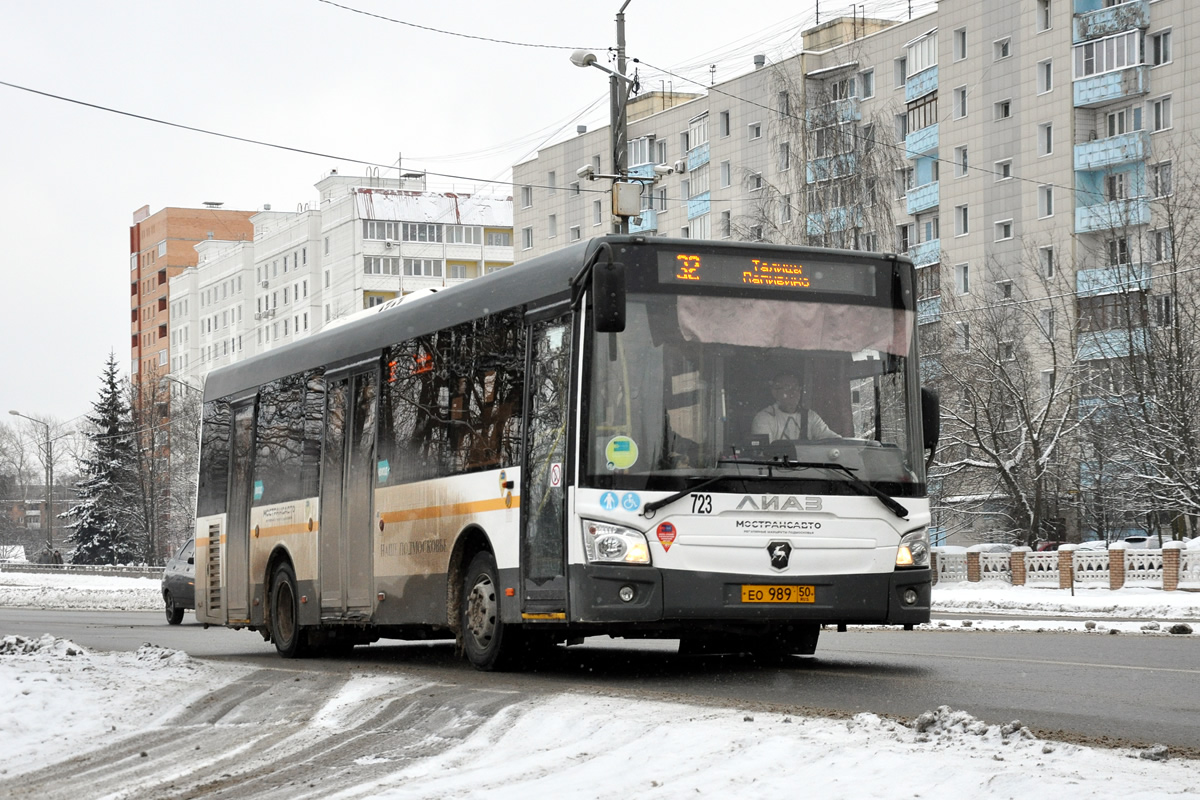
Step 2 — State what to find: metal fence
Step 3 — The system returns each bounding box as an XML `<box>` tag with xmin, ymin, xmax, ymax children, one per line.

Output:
<box><xmin>0</xmin><ymin>563</ymin><xmax>162</xmax><ymax>580</ymax></box>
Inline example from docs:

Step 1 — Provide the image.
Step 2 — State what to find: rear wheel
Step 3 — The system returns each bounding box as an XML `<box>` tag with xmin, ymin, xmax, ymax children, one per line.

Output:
<box><xmin>461</xmin><ymin>551</ymin><xmax>523</xmax><ymax>671</ymax></box>
<box><xmin>270</xmin><ymin>563</ymin><xmax>312</xmax><ymax>658</ymax></box>
<box><xmin>164</xmin><ymin>592</ymin><xmax>184</xmax><ymax>625</ymax></box>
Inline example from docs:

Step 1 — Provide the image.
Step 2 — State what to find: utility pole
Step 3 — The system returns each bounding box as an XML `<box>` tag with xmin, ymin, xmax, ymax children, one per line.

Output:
<box><xmin>611</xmin><ymin>0</ymin><xmax>632</xmax><ymax>234</ymax></box>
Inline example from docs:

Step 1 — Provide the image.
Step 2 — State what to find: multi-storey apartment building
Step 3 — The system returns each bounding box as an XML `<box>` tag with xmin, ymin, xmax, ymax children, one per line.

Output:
<box><xmin>129</xmin><ymin>204</ymin><xmax>255</xmax><ymax>386</ymax></box>
<box><xmin>167</xmin><ymin>173</ymin><xmax>515</xmax><ymax>390</ymax></box>
<box><xmin>514</xmin><ymin>0</ymin><xmax>1193</xmax><ymax>544</ymax></box>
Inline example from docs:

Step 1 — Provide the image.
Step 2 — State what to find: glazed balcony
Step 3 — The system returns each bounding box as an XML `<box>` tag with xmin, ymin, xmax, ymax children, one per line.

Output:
<box><xmin>1073</xmin><ymin>0</ymin><xmax>1149</xmax><ymax>43</ymax></box>
<box><xmin>1073</xmin><ymin>130</ymin><xmax>1149</xmax><ymax>171</ymax></box>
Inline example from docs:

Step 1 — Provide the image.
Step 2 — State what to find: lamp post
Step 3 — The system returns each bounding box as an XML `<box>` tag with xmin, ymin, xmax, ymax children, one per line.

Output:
<box><xmin>571</xmin><ymin>0</ymin><xmax>636</xmax><ymax>234</ymax></box>
<box><xmin>9</xmin><ymin>410</ymin><xmax>53</xmax><ymax>552</ymax></box>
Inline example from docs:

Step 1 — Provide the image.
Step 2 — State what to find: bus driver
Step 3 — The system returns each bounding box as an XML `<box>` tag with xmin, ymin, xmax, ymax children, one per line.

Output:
<box><xmin>751</xmin><ymin>372</ymin><xmax>837</xmax><ymax>442</ymax></box>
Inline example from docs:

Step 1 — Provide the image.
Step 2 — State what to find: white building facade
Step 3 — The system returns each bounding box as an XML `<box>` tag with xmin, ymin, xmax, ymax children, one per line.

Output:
<box><xmin>168</xmin><ymin>174</ymin><xmax>513</xmax><ymax>390</ymax></box>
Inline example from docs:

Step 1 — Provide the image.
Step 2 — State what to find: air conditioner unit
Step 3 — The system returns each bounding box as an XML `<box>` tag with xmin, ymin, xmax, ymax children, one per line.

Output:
<box><xmin>261</xmin><ymin>280</ymin><xmax>270</xmax><ymax>288</ymax></box>
<box><xmin>254</xmin><ymin>312</ymin><xmax>261</xmax><ymax>320</ymax></box>
<box><xmin>384</xmin><ymin>240</ymin><xmax>394</xmax><ymax>248</ymax></box>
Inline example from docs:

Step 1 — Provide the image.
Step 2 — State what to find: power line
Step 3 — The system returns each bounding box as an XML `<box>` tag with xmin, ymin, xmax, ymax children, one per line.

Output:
<box><xmin>314</xmin><ymin>0</ymin><xmax>602</xmax><ymax>51</ymax></box>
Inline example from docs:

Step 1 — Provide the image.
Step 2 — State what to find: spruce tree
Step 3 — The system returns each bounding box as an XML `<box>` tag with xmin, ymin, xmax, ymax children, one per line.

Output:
<box><xmin>64</xmin><ymin>353</ymin><xmax>139</xmax><ymax>564</ymax></box>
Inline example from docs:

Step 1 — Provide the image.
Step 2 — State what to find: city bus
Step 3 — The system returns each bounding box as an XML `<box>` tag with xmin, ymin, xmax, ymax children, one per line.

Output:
<box><xmin>193</xmin><ymin>235</ymin><xmax>937</xmax><ymax>669</ymax></box>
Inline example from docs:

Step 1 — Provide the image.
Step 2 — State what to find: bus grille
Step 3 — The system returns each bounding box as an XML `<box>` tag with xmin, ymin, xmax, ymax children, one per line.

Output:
<box><xmin>206</xmin><ymin>524</ymin><xmax>222</xmax><ymax>613</ymax></box>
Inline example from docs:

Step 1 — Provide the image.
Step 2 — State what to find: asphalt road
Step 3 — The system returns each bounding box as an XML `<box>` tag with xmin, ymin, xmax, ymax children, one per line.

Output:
<box><xmin>2</xmin><ymin>607</ymin><xmax>1197</xmax><ymax>755</ymax></box>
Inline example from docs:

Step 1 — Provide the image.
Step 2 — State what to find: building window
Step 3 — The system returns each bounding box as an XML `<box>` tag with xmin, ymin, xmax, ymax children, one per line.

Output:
<box><xmin>521</xmin><ymin>227</ymin><xmax>533</xmax><ymax>250</ymax></box>
<box><xmin>1153</xmin><ymin>294</ymin><xmax>1174</xmax><ymax>327</ymax></box>
<box><xmin>1036</xmin><ymin>0</ymin><xmax>1052</xmax><ymax>31</ymax></box>
<box><xmin>446</xmin><ymin>225</ymin><xmax>483</xmax><ymax>244</ymax></box>
<box><xmin>781</xmin><ymin>195</ymin><xmax>792</xmax><ymax>224</ymax></box>
<box><xmin>570</xmin><ymin>181</ymin><xmax>580</xmax><ymax>196</ymax></box>
<box><xmin>859</xmin><ymin>69</ymin><xmax>875</xmax><ymax>99</ymax></box>
<box><xmin>1037</xmin><ymin>59</ymin><xmax>1053</xmax><ymax>93</ymax></box>
<box><xmin>1151</xmin><ymin>96</ymin><xmax>1172</xmax><ymax>131</ymax></box>
<box><xmin>402</xmin><ymin>223</ymin><xmax>443</xmax><ymax>243</ymax></box>
<box><xmin>485</xmin><ymin>231</ymin><xmax>512</xmax><ymax>247</ymax></box>
<box><xmin>719</xmin><ymin>110</ymin><xmax>731</xmax><ymax>137</ymax></box>
<box><xmin>1073</xmin><ymin>30</ymin><xmax>1140</xmax><ymax>78</ymax></box>
<box><xmin>593</xmin><ymin>200</ymin><xmax>603</xmax><ymax>226</ymax></box>
<box><xmin>1151</xmin><ymin>161</ymin><xmax>1172</xmax><ymax>196</ymax></box>
<box><xmin>994</xmin><ymin>38</ymin><xmax>1011</xmax><ymax>61</ymax></box>
<box><xmin>953</xmin><ymin>86</ymin><xmax>968</xmax><ymax>119</ymax></box>
<box><xmin>894</xmin><ymin>56</ymin><xmax>907</xmax><ymax>87</ymax></box>
<box><xmin>955</xmin><ymin>205</ymin><xmax>969</xmax><ymax>236</ymax></box>
<box><xmin>547</xmin><ymin>215</ymin><xmax>557</xmax><ymax>239</ymax></box>
<box><xmin>1039</xmin><ymin>185</ymin><xmax>1054</xmax><ymax>217</ymax></box>
<box><xmin>1107</xmin><ymin>236</ymin><xmax>1131</xmax><ymax>265</ymax></box>
<box><xmin>994</xmin><ymin>220</ymin><xmax>1014</xmax><ymax>241</ymax></box>
<box><xmin>721</xmin><ymin>210</ymin><xmax>732</xmax><ymax>238</ymax></box>
<box><xmin>1150</xmin><ymin>30</ymin><xmax>1171</xmax><ymax>66</ymax></box>
<box><xmin>748</xmin><ymin>122</ymin><xmax>762</xmax><ymax>140</ymax></box>
<box><xmin>779</xmin><ymin>142</ymin><xmax>790</xmax><ymax>171</ymax></box>
<box><xmin>547</xmin><ymin>171</ymin><xmax>557</xmax><ymax>193</ymax></box>
<box><xmin>1152</xmin><ymin>228</ymin><xmax>1174</xmax><ymax>262</ymax></box>
<box><xmin>448</xmin><ymin>263</ymin><xmax>467</xmax><ymax>279</ymax></box>
<box><xmin>953</xmin><ymin>28</ymin><xmax>967</xmax><ymax>61</ymax></box>
<box><xmin>324</xmin><ymin>237</ymin><xmax>330</xmax><ymax>255</ymax></box>
<box><xmin>521</xmin><ymin>186</ymin><xmax>533</xmax><ymax>207</ymax></box>
<box><xmin>955</xmin><ymin>320</ymin><xmax>971</xmax><ymax>351</ymax></box>
<box><xmin>403</xmin><ymin>258</ymin><xmax>443</xmax><ymax>277</ymax></box>
<box><xmin>896</xmin><ymin>223</ymin><xmax>914</xmax><ymax>252</ymax></box>
<box><xmin>994</xmin><ymin>99</ymin><xmax>1012</xmax><ymax>120</ymax></box>
<box><xmin>952</xmin><ymin>146</ymin><xmax>968</xmax><ymax>177</ymax></box>
<box><xmin>1106</xmin><ymin>171</ymin><xmax>1128</xmax><ymax>201</ymax></box>
<box><xmin>363</xmin><ymin>256</ymin><xmax>400</xmax><ymax>275</ymax></box>
<box><xmin>1000</xmin><ymin>341</ymin><xmax>1015</xmax><ymax>361</ymax></box>
<box><xmin>629</xmin><ymin>137</ymin><xmax>654</xmax><ymax>166</ymax></box>
<box><xmin>1038</xmin><ymin>122</ymin><xmax>1053</xmax><ymax>155</ymax></box>
<box><xmin>1040</xmin><ymin>308</ymin><xmax>1055</xmax><ymax>338</ymax></box>
<box><xmin>720</xmin><ymin>160</ymin><xmax>731</xmax><ymax>188</ymax></box>
<box><xmin>570</xmin><ymin>225</ymin><xmax>581</xmax><ymax>241</ymax></box>
<box><xmin>749</xmin><ymin>173</ymin><xmax>763</xmax><ymax>192</ymax></box>
<box><xmin>1041</xmin><ymin>246</ymin><xmax>1055</xmax><ymax>279</ymax></box>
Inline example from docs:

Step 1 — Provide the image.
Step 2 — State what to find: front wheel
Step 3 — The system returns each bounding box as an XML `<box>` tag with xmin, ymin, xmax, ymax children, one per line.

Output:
<box><xmin>270</xmin><ymin>563</ymin><xmax>312</xmax><ymax>658</ymax></box>
<box><xmin>461</xmin><ymin>551</ymin><xmax>523</xmax><ymax>671</ymax></box>
<box><xmin>164</xmin><ymin>592</ymin><xmax>184</xmax><ymax>625</ymax></box>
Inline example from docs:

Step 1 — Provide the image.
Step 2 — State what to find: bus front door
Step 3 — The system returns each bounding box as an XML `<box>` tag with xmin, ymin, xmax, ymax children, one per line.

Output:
<box><xmin>319</xmin><ymin>370</ymin><xmax>378</xmax><ymax>619</ymax></box>
<box><xmin>520</xmin><ymin>317</ymin><xmax>572</xmax><ymax>616</ymax></box>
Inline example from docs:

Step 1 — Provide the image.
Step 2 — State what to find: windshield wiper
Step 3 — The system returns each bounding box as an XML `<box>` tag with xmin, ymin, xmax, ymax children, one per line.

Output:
<box><xmin>720</xmin><ymin>457</ymin><xmax>909</xmax><ymax>520</ymax></box>
<box><xmin>641</xmin><ymin>473</ymin><xmax>734</xmax><ymax>517</ymax></box>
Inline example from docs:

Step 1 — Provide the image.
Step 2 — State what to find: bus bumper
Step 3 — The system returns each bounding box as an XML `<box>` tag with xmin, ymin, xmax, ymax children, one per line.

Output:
<box><xmin>568</xmin><ymin>564</ymin><xmax>931</xmax><ymax>627</ymax></box>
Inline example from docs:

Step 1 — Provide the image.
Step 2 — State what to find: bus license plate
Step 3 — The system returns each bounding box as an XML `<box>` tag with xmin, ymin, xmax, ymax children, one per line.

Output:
<box><xmin>741</xmin><ymin>584</ymin><xmax>815</xmax><ymax>603</ymax></box>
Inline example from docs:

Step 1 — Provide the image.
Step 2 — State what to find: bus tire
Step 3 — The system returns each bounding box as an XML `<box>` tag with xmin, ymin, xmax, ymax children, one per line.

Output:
<box><xmin>270</xmin><ymin>562</ymin><xmax>312</xmax><ymax>658</ymax></box>
<box><xmin>462</xmin><ymin>551</ymin><xmax>522</xmax><ymax>671</ymax></box>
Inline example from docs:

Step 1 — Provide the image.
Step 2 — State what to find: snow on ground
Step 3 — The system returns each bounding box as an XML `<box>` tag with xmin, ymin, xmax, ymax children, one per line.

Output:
<box><xmin>0</xmin><ymin>572</ymin><xmax>1197</xmax><ymax>797</ymax></box>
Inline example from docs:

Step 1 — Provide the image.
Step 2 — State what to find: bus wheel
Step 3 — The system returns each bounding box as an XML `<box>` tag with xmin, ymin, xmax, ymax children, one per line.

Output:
<box><xmin>270</xmin><ymin>563</ymin><xmax>311</xmax><ymax>658</ymax></box>
<box><xmin>462</xmin><ymin>551</ymin><xmax>521</xmax><ymax>671</ymax></box>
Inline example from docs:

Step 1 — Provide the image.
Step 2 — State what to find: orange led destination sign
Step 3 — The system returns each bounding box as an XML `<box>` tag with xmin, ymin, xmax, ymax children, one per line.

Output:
<box><xmin>657</xmin><ymin>251</ymin><xmax>876</xmax><ymax>295</ymax></box>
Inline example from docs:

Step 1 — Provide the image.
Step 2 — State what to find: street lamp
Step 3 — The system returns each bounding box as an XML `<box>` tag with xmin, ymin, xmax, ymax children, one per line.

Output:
<box><xmin>9</xmin><ymin>410</ymin><xmax>53</xmax><ymax>553</ymax></box>
<box><xmin>570</xmin><ymin>0</ymin><xmax>637</xmax><ymax>234</ymax></box>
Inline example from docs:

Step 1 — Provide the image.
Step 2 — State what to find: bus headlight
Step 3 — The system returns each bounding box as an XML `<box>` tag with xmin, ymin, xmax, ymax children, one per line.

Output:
<box><xmin>582</xmin><ymin>520</ymin><xmax>651</xmax><ymax>565</ymax></box>
<box><xmin>896</xmin><ymin>530</ymin><xmax>931</xmax><ymax>568</ymax></box>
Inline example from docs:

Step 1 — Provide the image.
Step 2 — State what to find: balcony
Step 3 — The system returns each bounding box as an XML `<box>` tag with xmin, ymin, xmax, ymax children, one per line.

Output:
<box><xmin>1074</xmin><ymin>66</ymin><xmax>1147</xmax><ymax>108</ymax></box>
<box><xmin>628</xmin><ymin>163</ymin><xmax>656</xmax><ymax>179</ymax></box>
<box><xmin>807</xmin><ymin>153</ymin><xmax>857</xmax><ymax>183</ymax></box>
<box><xmin>629</xmin><ymin>208</ymin><xmax>657</xmax><ymax>233</ymax></box>
<box><xmin>905</xmin><ymin>65</ymin><xmax>938</xmax><ymax>103</ymax></box>
<box><xmin>1074</xmin><ymin>130</ymin><xmax>1149</xmax><ymax>171</ymax></box>
<box><xmin>905</xmin><ymin>124</ymin><xmax>938</xmax><ymax>160</ymax></box>
<box><xmin>1073</xmin><ymin>0</ymin><xmax>1149</xmax><ymax>43</ymax></box>
<box><xmin>687</xmin><ymin>192</ymin><xmax>710</xmax><ymax>220</ymax></box>
<box><xmin>806</xmin><ymin>206</ymin><xmax>861</xmax><ymax>236</ymax></box>
<box><xmin>1078</xmin><ymin>328</ymin><xmax>1149</xmax><ymax>361</ymax></box>
<box><xmin>686</xmin><ymin>142</ymin><xmax>710</xmax><ymax>172</ymax></box>
<box><xmin>1076</xmin><ymin>261</ymin><xmax>1150</xmax><ymax>297</ymax></box>
<box><xmin>909</xmin><ymin>238</ymin><xmax>941</xmax><ymax>267</ymax></box>
<box><xmin>917</xmin><ymin>295</ymin><xmax>942</xmax><ymax>324</ymax></box>
<box><xmin>906</xmin><ymin>181</ymin><xmax>940</xmax><ymax>215</ymax></box>
<box><xmin>805</xmin><ymin>97</ymin><xmax>861</xmax><ymax>126</ymax></box>
<box><xmin>1075</xmin><ymin>197</ymin><xmax>1149</xmax><ymax>233</ymax></box>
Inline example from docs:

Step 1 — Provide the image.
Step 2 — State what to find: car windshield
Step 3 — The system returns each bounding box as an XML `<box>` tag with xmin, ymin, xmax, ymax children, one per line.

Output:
<box><xmin>585</xmin><ymin>291</ymin><xmax>923</xmax><ymax>496</ymax></box>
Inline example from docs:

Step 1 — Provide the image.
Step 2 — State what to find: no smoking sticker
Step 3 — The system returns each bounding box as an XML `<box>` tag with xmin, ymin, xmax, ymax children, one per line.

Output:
<box><xmin>656</xmin><ymin>522</ymin><xmax>677</xmax><ymax>551</ymax></box>
<box><xmin>550</xmin><ymin>463</ymin><xmax>562</xmax><ymax>487</ymax></box>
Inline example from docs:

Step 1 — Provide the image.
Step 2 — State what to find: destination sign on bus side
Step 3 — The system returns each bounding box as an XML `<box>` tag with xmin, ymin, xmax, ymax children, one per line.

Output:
<box><xmin>657</xmin><ymin>251</ymin><xmax>876</xmax><ymax>295</ymax></box>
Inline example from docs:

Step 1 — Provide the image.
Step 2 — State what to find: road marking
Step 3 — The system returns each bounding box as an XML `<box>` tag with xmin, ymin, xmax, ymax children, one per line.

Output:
<box><xmin>835</xmin><ymin>648</ymin><xmax>1200</xmax><ymax>675</ymax></box>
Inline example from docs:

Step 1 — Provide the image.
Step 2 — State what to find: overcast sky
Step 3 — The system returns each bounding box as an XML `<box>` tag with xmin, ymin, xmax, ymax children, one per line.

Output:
<box><xmin>0</xmin><ymin>0</ymin><xmax>933</xmax><ymax>426</ymax></box>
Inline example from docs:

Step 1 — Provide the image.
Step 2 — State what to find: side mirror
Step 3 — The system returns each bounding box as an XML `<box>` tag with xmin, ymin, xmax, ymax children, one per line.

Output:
<box><xmin>592</xmin><ymin>258</ymin><xmax>626</xmax><ymax>333</ymax></box>
<box><xmin>187</xmin><ymin>556</ymin><xmax>194</xmax><ymax>565</ymax></box>
<box><xmin>921</xmin><ymin>386</ymin><xmax>940</xmax><ymax>455</ymax></box>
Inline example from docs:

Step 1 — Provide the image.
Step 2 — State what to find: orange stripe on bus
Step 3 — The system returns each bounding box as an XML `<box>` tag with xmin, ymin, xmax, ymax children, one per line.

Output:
<box><xmin>255</xmin><ymin>522</ymin><xmax>319</xmax><ymax>538</ymax></box>
<box><xmin>379</xmin><ymin>495</ymin><xmax>520</xmax><ymax>524</ymax></box>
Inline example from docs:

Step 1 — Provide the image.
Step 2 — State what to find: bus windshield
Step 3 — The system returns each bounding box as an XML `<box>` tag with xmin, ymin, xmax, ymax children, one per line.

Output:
<box><xmin>585</xmin><ymin>291</ymin><xmax>923</xmax><ymax>495</ymax></box>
